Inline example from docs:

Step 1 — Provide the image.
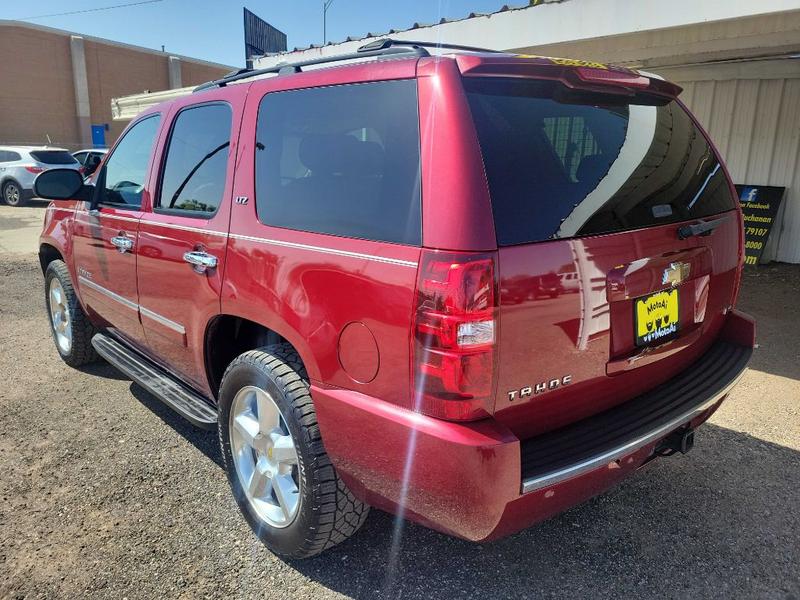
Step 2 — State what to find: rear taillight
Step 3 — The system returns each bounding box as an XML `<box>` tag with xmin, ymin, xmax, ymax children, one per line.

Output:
<box><xmin>25</xmin><ymin>166</ymin><xmax>44</xmax><ymax>174</ymax></box>
<box><xmin>412</xmin><ymin>250</ymin><xmax>498</xmax><ymax>421</ymax></box>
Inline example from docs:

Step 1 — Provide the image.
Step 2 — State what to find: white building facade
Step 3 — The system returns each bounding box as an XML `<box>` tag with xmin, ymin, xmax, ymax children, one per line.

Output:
<box><xmin>116</xmin><ymin>0</ymin><xmax>800</xmax><ymax>262</ymax></box>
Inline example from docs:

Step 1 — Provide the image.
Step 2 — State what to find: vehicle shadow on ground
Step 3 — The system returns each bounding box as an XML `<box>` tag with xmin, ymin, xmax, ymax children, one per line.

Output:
<box><xmin>128</xmin><ymin>382</ymin><xmax>224</xmax><ymax>468</ymax></box>
<box><xmin>284</xmin><ymin>425</ymin><xmax>798</xmax><ymax>599</ymax></box>
<box><xmin>79</xmin><ymin>361</ymin><xmax>130</xmax><ymax>382</ymax></box>
<box><xmin>116</xmin><ymin>378</ymin><xmax>800</xmax><ymax>598</ymax></box>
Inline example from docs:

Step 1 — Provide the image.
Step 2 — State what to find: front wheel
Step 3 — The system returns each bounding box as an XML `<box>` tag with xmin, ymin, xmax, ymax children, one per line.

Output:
<box><xmin>218</xmin><ymin>344</ymin><xmax>369</xmax><ymax>559</ymax></box>
<box><xmin>44</xmin><ymin>260</ymin><xmax>100</xmax><ymax>367</ymax></box>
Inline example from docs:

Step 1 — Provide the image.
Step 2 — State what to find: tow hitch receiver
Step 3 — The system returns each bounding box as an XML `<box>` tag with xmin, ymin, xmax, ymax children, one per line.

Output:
<box><xmin>656</xmin><ymin>427</ymin><xmax>695</xmax><ymax>457</ymax></box>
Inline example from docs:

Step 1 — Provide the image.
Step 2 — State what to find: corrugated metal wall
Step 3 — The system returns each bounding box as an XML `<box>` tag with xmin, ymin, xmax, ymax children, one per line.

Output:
<box><xmin>659</xmin><ymin>60</ymin><xmax>800</xmax><ymax>263</ymax></box>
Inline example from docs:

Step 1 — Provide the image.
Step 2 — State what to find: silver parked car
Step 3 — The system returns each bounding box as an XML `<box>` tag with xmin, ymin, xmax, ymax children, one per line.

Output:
<box><xmin>0</xmin><ymin>146</ymin><xmax>81</xmax><ymax>206</ymax></box>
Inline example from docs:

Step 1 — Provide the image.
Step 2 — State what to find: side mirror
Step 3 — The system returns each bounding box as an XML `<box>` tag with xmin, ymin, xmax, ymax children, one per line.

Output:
<box><xmin>34</xmin><ymin>169</ymin><xmax>92</xmax><ymax>201</ymax></box>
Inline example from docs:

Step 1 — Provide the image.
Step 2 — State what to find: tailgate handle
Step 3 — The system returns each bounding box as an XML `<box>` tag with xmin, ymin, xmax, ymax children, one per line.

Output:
<box><xmin>677</xmin><ymin>215</ymin><xmax>730</xmax><ymax>240</ymax></box>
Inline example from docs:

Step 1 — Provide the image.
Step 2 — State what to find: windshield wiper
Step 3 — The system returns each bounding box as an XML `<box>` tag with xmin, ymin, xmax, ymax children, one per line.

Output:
<box><xmin>677</xmin><ymin>215</ymin><xmax>730</xmax><ymax>240</ymax></box>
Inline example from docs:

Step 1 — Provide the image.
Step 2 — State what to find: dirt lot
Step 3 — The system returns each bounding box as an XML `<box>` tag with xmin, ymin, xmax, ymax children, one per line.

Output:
<box><xmin>1</xmin><ymin>204</ymin><xmax>798</xmax><ymax>599</ymax></box>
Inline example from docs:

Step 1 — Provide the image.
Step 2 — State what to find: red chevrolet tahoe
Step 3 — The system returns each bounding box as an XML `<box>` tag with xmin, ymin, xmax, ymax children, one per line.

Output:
<box><xmin>35</xmin><ymin>40</ymin><xmax>755</xmax><ymax>559</ymax></box>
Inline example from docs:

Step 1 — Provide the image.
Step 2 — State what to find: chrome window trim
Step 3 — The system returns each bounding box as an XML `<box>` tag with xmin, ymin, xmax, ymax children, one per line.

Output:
<box><xmin>76</xmin><ymin>212</ymin><xmax>140</xmax><ymax>225</ymax></box>
<box><xmin>140</xmin><ymin>220</ymin><xmax>228</xmax><ymax>237</ymax></box>
<box><xmin>520</xmin><ymin>368</ymin><xmax>748</xmax><ymax>494</ymax></box>
<box><xmin>229</xmin><ymin>233</ymin><xmax>419</xmax><ymax>268</ymax></box>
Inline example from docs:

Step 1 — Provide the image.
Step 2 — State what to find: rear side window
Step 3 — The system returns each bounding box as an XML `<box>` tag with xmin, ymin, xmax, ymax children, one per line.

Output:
<box><xmin>465</xmin><ymin>78</ymin><xmax>737</xmax><ymax>246</ymax></box>
<box><xmin>158</xmin><ymin>103</ymin><xmax>232</xmax><ymax>215</ymax></box>
<box><xmin>30</xmin><ymin>151</ymin><xmax>79</xmax><ymax>165</ymax></box>
<box><xmin>255</xmin><ymin>80</ymin><xmax>421</xmax><ymax>245</ymax></box>
<box><xmin>0</xmin><ymin>151</ymin><xmax>21</xmax><ymax>163</ymax></box>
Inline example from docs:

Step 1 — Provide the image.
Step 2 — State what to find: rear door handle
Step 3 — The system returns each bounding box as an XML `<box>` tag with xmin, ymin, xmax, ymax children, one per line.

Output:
<box><xmin>110</xmin><ymin>234</ymin><xmax>134</xmax><ymax>253</ymax></box>
<box><xmin>183</xmin><ymin>250</ymin><xmax>218</xmax><ymax>273</ymax></box>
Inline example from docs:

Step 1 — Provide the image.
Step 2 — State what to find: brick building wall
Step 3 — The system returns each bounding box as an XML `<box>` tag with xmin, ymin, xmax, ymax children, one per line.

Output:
<box><xmin>0</xmin><ymin>21</ymin><xmax>233</xmax><ymax>150</ymax></box>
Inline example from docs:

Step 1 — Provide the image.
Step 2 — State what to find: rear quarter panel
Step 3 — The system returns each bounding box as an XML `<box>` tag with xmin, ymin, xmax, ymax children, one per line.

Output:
<box><xmin>221</xmin><ymin>62</ymin><xmax>422</xmax><ymax>407</ymax></box>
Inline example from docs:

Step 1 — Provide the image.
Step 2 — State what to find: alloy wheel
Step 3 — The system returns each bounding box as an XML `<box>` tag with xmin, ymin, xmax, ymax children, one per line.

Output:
<box><xmin>48</xmin><ymin>277</ymin><xmax>72</xmax><ymax>354</ymax></box>
<box><xmin>229</xmin><ymin>385</ymin><xmax>300</xmax><ymax>528</ymax></box>
<box><xmin>5</xmin><ymin>183</ymin><xmax>20</xmax><ymax>206</ymax></box>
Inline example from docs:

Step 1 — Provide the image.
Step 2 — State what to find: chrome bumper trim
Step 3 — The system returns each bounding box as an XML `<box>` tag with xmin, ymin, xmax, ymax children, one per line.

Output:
<box><xmin>520</xmin><ymin>368</ymin><xmax>747</xmax><ymax>494</ymax></box>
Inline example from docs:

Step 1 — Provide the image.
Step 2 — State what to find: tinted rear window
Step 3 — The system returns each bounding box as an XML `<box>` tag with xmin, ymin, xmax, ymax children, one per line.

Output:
<box><xmin>465</xmin><ymin>78</ymin><xmax>736</xmax><ymax>246</ymax></box>
<box><xmin>255</xmin><ymin>80</ymin><xmax>421</xmax><ymax>246</ymax></box>
<box><xmin>30</xmin><ymin>151</ymin><xmax>79</xmax><ymax>165</ymax></box>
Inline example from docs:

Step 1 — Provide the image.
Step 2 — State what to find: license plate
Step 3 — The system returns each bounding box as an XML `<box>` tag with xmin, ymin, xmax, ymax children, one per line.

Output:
<box><xmin>635</xmin><ymin>289</ymin><xmax>679</xmax><ymax>347</ymax></box>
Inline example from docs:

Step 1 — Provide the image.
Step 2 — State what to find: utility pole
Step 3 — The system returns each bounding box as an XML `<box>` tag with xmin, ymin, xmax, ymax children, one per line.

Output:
<box><xmin>323</xmin><ymin>0</ymin><xmax>334</xmax><ymax>44</ymax></box>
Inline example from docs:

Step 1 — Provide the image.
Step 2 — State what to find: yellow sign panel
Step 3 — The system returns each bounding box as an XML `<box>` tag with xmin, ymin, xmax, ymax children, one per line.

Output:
<box><xmin>635</xmin><ymin>289</ymin><xmax>679</xmax><ymax>346</ymax></box>
<box><xmin>514</xmin><ymin>54</ymin><xmax>611</xmax><ymax>70</ymax></box>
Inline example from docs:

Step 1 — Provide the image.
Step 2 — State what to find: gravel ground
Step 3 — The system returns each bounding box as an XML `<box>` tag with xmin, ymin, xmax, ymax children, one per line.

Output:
<box><xmin>0</xmin><ymin>205</ymin><xmax>798</xmax><ymax>599</ymax></box>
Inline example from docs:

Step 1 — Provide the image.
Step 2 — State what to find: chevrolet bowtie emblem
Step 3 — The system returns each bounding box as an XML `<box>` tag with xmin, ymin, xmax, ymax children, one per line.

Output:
<box><xmin>662</xmin><ymin>262</ymin><xmax>690</xmax><ymax>287</ymax></box>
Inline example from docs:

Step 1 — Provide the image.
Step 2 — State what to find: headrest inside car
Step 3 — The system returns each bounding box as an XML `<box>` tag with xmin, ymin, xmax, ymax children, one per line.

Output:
<box><xmin>299</xmin><ymin>133</ymin><xmax>384</xmax><ymax>178</ymax></box>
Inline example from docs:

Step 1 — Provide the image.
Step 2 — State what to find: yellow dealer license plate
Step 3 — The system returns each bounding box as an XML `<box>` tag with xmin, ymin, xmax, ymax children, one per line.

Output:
<box><xmin>635</xmin><ymin>289</ymin><xmax>679</xmax><ymax>347</ymax></box>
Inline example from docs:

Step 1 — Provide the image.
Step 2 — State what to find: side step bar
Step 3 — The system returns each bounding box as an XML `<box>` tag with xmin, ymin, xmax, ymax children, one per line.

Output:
<box><xmin>92</xmin><ymin>333</ymin><xmax>218</xmax><ymax>429</ymax></box>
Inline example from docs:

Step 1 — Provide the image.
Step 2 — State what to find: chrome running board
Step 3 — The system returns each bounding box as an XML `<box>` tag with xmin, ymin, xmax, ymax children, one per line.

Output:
<box><xmin>92</xmin><ymin>333</ymin><xmax>218</xmax><ymax>429</ymax></box>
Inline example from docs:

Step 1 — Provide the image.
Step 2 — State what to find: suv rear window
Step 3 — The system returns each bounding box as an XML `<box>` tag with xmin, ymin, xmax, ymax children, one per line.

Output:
<box><xmin>30</xmin><ymin>151</ymin><xmax>79</xmax><ymax>165</ymax></box>
<box><xmin>465</xmin><ymin>78</ymin><xmax>737</xmax><ymax>246</ymax></box>
<box><xmin>255</xmin><ymin>79</ymin><xmax>421</xmax><ymax>246</ymax></box>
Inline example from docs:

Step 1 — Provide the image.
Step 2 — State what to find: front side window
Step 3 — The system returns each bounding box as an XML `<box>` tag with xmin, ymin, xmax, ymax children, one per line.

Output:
<box><xmin>100</xmin><ymin>114</ymin><xmax>161</xmax><ymax>208</ymax></box>
<box><xmin>157</xmin><ymin>103</ymin><xmax>232</xmax><ymax>215</ymax></box>
<box><xmin>255</xmin><ymin>79</ymin><xmax>421</xmax><ymax>245</ymax></box>
<box><xmin>73</xmin><ymin>152</ymin><xmax>88</xmax><ymax>165</ymax></box>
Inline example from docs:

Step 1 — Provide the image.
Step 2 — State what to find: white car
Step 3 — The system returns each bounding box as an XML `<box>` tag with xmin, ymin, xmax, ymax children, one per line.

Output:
<box><xmin>72</xmin><ymin>148</ymin><xmax>108</xmax><ymax>177</ymax></box>
<box><xmin>559</xmin><ymin>271</ymin><xmax>580</xmax><ymax>293</ymax></box>
<box><xmin>0</xmin><ymin>146</ymin><xmax>81</xmax><ymax>206</ymax></box>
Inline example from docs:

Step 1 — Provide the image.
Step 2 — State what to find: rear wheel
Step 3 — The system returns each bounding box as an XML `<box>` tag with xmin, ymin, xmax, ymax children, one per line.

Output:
<box><xmin>2</xmin><ymin>180</ymin><xmax>23</xmax><ymax>207</ymax></box>
<box><xmin>44</xmin><ymin>260</ymin><xmax>100</xmax><ymax>367</ymax></box>
<box><xmin>218</xmin><ymin>344</ymin><xmax>369</xmax><ymax>558</ymax></box>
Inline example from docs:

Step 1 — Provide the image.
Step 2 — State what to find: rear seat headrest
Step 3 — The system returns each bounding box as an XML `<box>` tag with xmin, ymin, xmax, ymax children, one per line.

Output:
<box><xmin>299</xmin><ymin>133</ymin><xmax>384</xmax><ymax>177</ymax></box>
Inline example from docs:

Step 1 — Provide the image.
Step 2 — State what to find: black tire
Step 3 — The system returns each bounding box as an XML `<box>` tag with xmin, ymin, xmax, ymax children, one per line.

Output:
<box><xmin>44</xmin><ymin>260</ymin><xmax>100</xmax><ymax>367</ymax></box>
<box><xmin>2</xmin><ymin>180</ymin><xmax>24</xmax><ymax>207</ymax></box>
<box><xmin>218</xmin><ymin>343</ymin><xmax>369</xmax><ymax>559</ymax></box>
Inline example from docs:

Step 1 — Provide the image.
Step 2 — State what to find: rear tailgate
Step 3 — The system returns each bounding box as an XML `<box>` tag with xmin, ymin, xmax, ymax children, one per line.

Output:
<box><xmin>461</xmin><ymin>60</ymin><xmax>742</xmax><ymax>439</ymax></box>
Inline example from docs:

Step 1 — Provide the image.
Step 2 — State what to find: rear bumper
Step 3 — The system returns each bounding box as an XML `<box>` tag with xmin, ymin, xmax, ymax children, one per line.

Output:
<box><xmin>313</xmin><ymin>310</ymin><xmax>755</xmax><ymax>542</ymax></box>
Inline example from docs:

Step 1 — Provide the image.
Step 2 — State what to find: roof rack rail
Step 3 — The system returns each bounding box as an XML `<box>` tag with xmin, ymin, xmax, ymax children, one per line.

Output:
<box><xmin>193</xmin><ymin>38</ymin><xmax>500</xmax><ymax>93</ymax></box>
<box><xmin>193</xmin><ymin>40</ymin><xmax>426</xmax><ymax>93</ymax></box>
<box><xmin>359</xmin><ymin>38</ymin><xmax>502</xmax><ymax>54</ymax></box>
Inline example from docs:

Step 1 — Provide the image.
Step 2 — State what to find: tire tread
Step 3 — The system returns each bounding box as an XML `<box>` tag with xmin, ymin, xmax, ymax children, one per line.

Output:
<box><xmin>219</xmin><ymin>343</ymin><xmax>369</xmax><ymax>558</ymax></box>
<box><xmin>45</xmin><ymin>260</ymin><xmax>99</xmax><ymax>367</ymax></box>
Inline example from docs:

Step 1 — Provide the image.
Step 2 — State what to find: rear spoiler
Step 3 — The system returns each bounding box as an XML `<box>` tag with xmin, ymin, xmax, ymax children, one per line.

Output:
<box><xmin>453</xmin><ymin>54</ymin><xmax>682</xmax><ymax>99</ymax></box>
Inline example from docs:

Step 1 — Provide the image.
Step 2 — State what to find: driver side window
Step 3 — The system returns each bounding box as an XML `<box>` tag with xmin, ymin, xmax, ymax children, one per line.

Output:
<box><xmin>99</xmin><ymin>114</ymin><xmax>161</xmax><ymax>209</ymax></box>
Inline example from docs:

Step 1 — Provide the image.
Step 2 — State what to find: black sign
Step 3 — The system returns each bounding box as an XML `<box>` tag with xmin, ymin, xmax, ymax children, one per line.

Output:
<box><xmin>244</xmin><ymin>8</ymin><xmax>287</xmax><ymax>68</ymax></box>
<box><xmin>734</xmin><ymin>185</ymin><xmax>785</xmax><ymax>266</ymax></box>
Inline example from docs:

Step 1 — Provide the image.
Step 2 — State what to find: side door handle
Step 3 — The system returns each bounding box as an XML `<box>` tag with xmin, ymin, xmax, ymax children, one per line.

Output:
<box><xmin>183</xmin><ymin>250</ymin><xmax>218</xmax><ymax>274</ymax></box>
<box><xmin>110</xmin><ymin>233</ymin><xmax>134</xmax><ymax>253</ymax></box>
